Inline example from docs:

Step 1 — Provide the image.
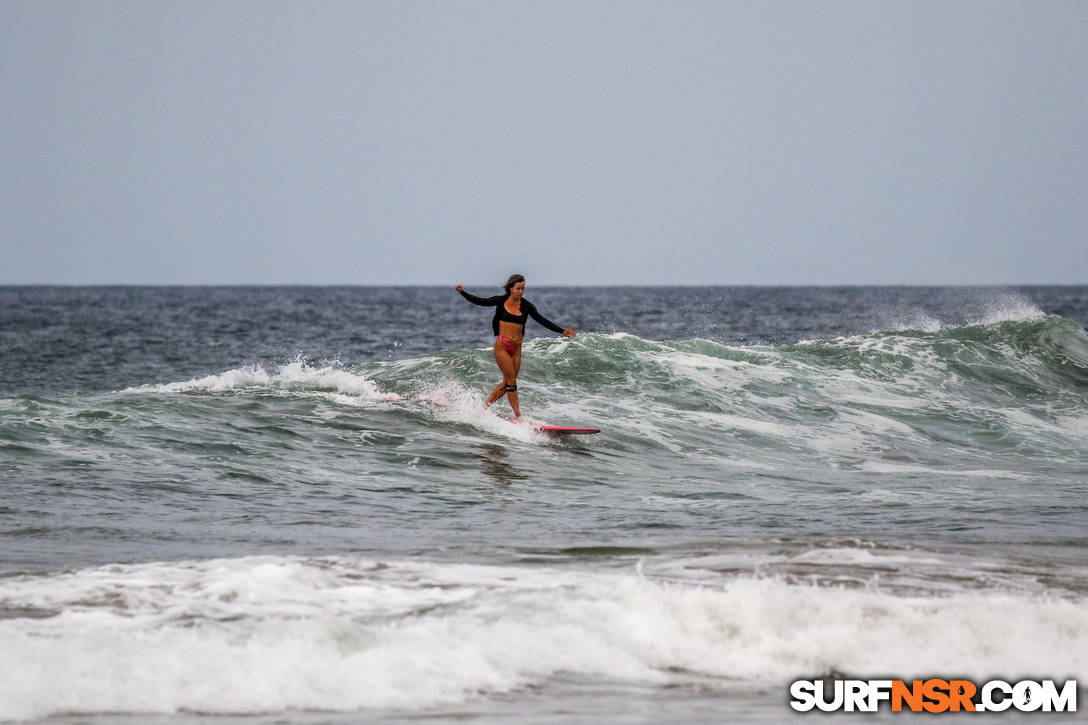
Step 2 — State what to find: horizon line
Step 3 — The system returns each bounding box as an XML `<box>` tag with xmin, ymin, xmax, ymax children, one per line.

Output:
<box><xmin>2</xmin><ymin>281</ymin><xmax>1086</xmax><ymax>289</ymax></box>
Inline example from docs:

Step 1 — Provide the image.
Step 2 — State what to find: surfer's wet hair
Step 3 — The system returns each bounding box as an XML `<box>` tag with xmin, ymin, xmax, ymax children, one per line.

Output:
<box><xmin>503</xmin><ymin>274</ymin><xmax>525</xmax><ymax>294</ymax></box>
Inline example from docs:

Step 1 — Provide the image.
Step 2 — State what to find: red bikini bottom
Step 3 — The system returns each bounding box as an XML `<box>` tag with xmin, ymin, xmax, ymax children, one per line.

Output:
<box><xmin>498</xmin><ymin>336</ymin><xmax>521</xmax><ymax>356</ymax></box>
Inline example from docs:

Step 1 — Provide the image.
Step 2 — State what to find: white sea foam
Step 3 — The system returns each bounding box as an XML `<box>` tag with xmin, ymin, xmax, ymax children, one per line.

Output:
<box><xmin>859</xmin><ymin>461</ymin><xmax>1028</xmax><ymax>479</ymax></box>
<box><xmin>880</xmin><ymin>292</ymin><xmax>1045</xmax><ymax>333</ymax></box>
<box><xmin>124</xmin><ymin>358</ymin><xmax>399</xmax><ymax>403</ymax></box>
<box><xmin>882</xmin><ymin>310</ymin><xmax>944</xmax><ymax>333</ymax></box>
<box><xmin>974</xmin><ymin>293</ymin><xmax>1047</xmax><ymax>326</ymax></box>
<box><xmin>651</xmin><ymin>545</ymin><xmax>1088</xmax><ymax>598</ymax></box>
<box><xmin>652</xmin><ymin>349</ymin><xmax>792</xmax><ymax>388</ymax></box>
<box><xmin>129</xmin><ymin>365</ymin><xmax>275</xmax><ymax>392</ymax></box>
<box><xmin>412</xmin><ymin>381</ymin><xmax>543</xmax><ymax>444</ymax></box>
<box><xmin>683</xmin><ymin>410</ymin><xmax>798</xmax><ymax>439</ymax></box>
<box><xmin>0</xmin><ymin>556</ymin><xmax>1085</xmax><ymax>721</ymax></box>
<box><xmin>789</xmin><ymin>548</ymin><xmax>946</xmax><ymax>567</ymax></box>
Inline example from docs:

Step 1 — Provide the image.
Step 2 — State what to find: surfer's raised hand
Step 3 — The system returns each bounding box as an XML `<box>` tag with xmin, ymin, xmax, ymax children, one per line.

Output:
<box><xmin>455</xmin><ymin>285</ymin><xmax>463</xmax><ymax>293</ymax></box>
<box><xmin>563</xmin><ymin>327</ymin><xmax>576</xmax><ymax>338</ymax></box>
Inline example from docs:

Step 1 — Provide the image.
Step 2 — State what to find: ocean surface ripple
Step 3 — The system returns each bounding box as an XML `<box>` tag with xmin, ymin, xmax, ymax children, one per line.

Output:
<box><xmin>1</xmin><ymin>286</ymin><xmax>1086</xmax><ymax>723</ymax></box>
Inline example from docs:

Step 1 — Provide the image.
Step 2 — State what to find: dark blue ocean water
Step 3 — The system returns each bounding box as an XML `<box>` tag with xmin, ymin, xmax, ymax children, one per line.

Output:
<box><xmin>1</xmin><ymin>285</ymin><xmax>1086</xmax><ymax>723</ymax></box>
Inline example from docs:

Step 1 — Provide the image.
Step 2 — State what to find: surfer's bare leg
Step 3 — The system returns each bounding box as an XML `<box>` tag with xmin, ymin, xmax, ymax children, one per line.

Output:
<box><xmin>508</xmin><ymin>348</ymin><xmax>522</xmax><ymax>418</ymax></box>
<box><xmin>487</xmin><ymin>341</ymin><xmax>521</xmax><ymax>418</ymax></box>
<box><xmin>484</xmin><ymin>382</ymin><xmax>506</xmax><ymax>406</ymax></box>
<box><xmin>485</xmin><ymin>340</ymin><xmax>511</xmax><ymax>406</ymax></box>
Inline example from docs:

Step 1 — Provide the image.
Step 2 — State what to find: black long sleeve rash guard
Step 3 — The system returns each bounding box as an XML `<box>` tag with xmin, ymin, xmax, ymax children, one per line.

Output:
<box><xmin>458</xmin><ymin>289</ymin><xmax>566</xmax><ymax>336</ymax></box>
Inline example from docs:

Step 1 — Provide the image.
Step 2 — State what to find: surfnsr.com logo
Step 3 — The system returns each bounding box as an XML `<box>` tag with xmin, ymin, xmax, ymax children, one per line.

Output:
<box><xmin>789</xmin><ymin>679</ymin><xmax>1078</xmax><ymax>713</ymax></box>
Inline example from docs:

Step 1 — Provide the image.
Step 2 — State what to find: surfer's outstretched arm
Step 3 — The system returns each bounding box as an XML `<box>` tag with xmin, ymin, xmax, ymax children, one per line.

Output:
<box><xmin>455</xmin><ymin>285</ymin><xmax>502</xmax><ymax>307</ymax></box>
<box><xmin>524</xmin><ymin>300</ymin><xmax>576</xmax><ymax>338</ymax></box>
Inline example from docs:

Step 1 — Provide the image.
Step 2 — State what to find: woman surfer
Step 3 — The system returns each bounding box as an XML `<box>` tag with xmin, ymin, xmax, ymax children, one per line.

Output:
<box><xmin>455</xmin><ymin>274</ymin><xmax>576</xmax><ymax>419</ymax></box>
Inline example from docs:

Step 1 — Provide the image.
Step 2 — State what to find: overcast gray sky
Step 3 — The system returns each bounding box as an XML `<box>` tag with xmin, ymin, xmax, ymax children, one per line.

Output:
<box><xmin>2</xmin><ymin>1</ymin><xmax>1085</xmax><ymax>285</ymax></box>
